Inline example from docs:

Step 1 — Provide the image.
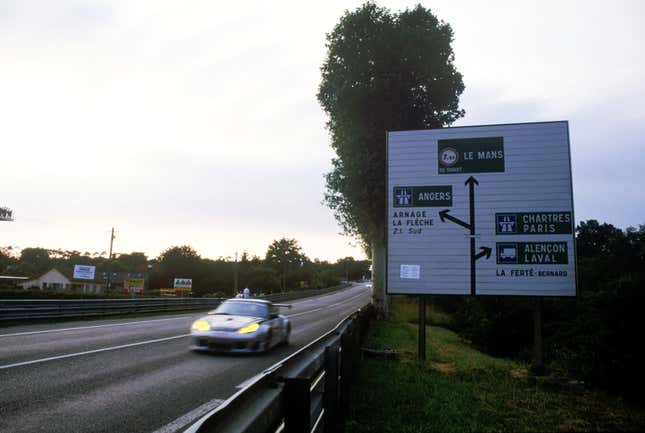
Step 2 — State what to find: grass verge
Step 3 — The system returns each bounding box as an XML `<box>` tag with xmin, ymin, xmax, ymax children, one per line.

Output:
<box><xmin>346</xmin><ymin>297</ymin><xmax>645</xmax><ymax>433</ymax></box>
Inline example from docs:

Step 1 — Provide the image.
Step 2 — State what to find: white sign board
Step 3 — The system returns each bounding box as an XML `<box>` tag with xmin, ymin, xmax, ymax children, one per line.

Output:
<box><xmin>173</xmin><ymin>278</ymin><xmax>192</xmax><ymax>289</ymax></box>
<box><xmin>387</xmin><ymin>121</ymin><xmax>576</xmax><ymax>297</ymax></box>
<box><xmin>73</xmin><ymin>265</ymin><xmax>96</xmax><ymax>280</ymax></box>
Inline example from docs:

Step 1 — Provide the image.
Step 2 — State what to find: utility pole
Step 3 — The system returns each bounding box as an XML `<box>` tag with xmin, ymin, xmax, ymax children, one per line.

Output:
<box><xmin>106</xmin><ymin>228</ymin><xmax>115</xmax><ymax>293</ymax></box>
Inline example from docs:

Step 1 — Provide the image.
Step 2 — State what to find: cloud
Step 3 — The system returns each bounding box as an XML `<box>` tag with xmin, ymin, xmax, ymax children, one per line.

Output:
<box><xmin>0</xmin><ymin>0</ymin><xmax>114</xmax><ymax>39</ymax></box>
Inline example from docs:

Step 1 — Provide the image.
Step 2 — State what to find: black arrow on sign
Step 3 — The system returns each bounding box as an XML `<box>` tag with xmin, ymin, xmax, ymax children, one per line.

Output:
<box><xmin>474</xmin><ymin>246</ymin><xmax>492</xmax><ymax>261</ymax></box>
<box><xmin>466</xmin><ymin>176</ymin><xmax>479</xmax><ymax>296</ymax></box>
<box><xmin>438</xmin><ymin>209</ymin><xmax>471</xmax><ymax>231</ymax></box>
<box><xmin>439</xmin><ymin>176</ymin><xmax>491</xmax><ymax>296</ymax></box>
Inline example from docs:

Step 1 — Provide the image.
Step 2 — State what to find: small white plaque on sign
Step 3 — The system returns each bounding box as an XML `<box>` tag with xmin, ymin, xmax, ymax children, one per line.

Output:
<box><xmin>400</xmin><ymin>264</ymin><xmax>420</xmax><ymax>279</ymax></box>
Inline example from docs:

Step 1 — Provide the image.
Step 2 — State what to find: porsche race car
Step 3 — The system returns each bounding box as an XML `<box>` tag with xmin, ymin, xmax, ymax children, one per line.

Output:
<box><xmin>190</xmin><ymin>298</ymin><xmax>291</xmax><ymax>353</ymax></box>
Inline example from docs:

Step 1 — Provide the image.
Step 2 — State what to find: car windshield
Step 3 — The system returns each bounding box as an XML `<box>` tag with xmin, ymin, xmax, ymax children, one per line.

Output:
<box><xmin>211</xmin><ymin>301</ymin><xmax>269</xmax><ymax>318</ymax></box>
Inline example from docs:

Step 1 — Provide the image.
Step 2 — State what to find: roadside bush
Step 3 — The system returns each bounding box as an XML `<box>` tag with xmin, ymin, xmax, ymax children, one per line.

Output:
<box><xmin>442</xmin><ymin>221</ymin><xmax>645</xmax><ymax>400</ymax></box>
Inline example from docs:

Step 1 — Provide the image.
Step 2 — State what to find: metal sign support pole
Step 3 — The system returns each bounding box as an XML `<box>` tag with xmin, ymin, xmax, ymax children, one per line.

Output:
<box><xmin>532</xmin><ymin>297</ymin><xmax>544</xmax><ymax>374</ymax></box>
<box><xmin>418</xmin><ymin>295</ymin><xmax>426</xmax><ymax>362</ymax></box>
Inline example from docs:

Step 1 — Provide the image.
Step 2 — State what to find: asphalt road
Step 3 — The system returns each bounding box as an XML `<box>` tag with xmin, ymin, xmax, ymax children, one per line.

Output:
<box><xmin>0</xmin><ymin>283</ymin><xmax>371</xmax><ymax>433</ymax></box>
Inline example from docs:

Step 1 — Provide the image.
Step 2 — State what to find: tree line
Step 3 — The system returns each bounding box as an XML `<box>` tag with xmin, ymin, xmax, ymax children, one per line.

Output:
<box><xmin>0</xmin><ymin>238</ymin><xmax>370</xmax><ymax>297</ymax></box>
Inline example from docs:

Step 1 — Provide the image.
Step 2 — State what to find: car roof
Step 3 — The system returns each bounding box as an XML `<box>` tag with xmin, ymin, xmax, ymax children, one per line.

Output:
<box><xmin>224</xmin><ymin>298</ymin><xmax>271</xmax><ymax>305</ymax></box>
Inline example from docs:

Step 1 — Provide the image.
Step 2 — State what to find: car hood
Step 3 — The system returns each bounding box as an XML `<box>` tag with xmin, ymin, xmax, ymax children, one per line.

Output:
<box><xmin>202</xmin><ymin>314</ymin><xmax>262</xmax><ymax>331</ymax></box>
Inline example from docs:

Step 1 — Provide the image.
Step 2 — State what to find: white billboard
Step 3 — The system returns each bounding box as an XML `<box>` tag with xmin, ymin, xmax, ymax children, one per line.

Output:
<box><xmin>173</xmin><ymin>278</ymin><xmax>192</xmax><ymax>289</ymax></box>
<box><xmin>387</xmin><ymin>121</ymin><xmax>576</xmax><ymax>297</ymax></box>
<box><xmin>73</xmin><ymin>265</ymin><xmax>96</xmax><ymax>280</ymax></box>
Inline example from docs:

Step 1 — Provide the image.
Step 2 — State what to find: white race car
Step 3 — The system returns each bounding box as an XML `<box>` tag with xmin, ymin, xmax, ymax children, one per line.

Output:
<box><xmin>190</xmin><ymin>298</ymin><xmax>291</xmax><ymax>353</ymax></box>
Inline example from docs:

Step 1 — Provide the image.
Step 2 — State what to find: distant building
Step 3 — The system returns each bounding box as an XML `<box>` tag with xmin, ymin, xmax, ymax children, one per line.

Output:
<box><xmin>20</xmin><ymin>268</ymin><xmax>106</xmax><ymax>294</ymax></box>
<box><xmin>0</xmin><ymin>275</ymin><xmax>30</xmax><ymax>287</ymax></box>
<box><xmin>96</xmin><ymin>271</ymin><xmax>147</xmax><ymax>292</ymax></box>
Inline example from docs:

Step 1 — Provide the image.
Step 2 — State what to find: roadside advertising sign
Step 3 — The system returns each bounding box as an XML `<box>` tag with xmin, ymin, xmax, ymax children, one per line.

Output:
<box><xmin>173</xmin><ymin>278</ymin><xmax>192</xmax><ymax>289</ymax></box>
<box><xmin>73</xmin><ymin>265</ymin><xmax>96</xmax><ymax>280</ymax></box>
<box><xmin>387</xmin><ymin>121</ymin><xmax>576</xmax><ymax>297</ymax></box>
<box><xmin>123</xmin><ymin>277</ymin><xmax>145</xmax><ymax>293</ymax></box>
<box><xmin>160</xmin><ymin>288</ymin><xmax>176</xmax><ymax>297</ymax></box>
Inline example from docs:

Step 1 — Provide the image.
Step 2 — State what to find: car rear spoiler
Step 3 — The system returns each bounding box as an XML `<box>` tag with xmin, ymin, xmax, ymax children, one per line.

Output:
<box><xmin>274</xmin><ymin>303</ymin><xmax>292</xmax><ymax>309</ymax></box>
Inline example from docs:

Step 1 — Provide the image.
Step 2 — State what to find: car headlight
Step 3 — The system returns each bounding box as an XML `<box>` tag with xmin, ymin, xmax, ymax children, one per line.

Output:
<box><xmin>192</xmin><ymin>320</ymin><xmax>211</xmax><ymax>332</ymax></box>
<box><xmin>238</xmin><ymin>323</ymin><xmax>260</xmax><ymax>334</ymax></box>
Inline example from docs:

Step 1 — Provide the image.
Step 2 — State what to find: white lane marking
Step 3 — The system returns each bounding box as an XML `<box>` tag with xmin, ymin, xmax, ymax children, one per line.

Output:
<box><xmin>0</xmin><ymin>316</ymin><xmax>195</xmax><ymax>338</ymax></box>
<box><xmin>327</xmin><ymin>291</ymin><xmax>369</xmax><ymax>308</ymax></box>
<box><xmin>0</xmin><ymin>334</ymin><xmax>190</xmax><ymax>370</ymax></box>
<box><xmin>287</xmin><ymin>308</ymin><xmax>324</xmax><ymax>318</ymax></box>
<box><xmin>150</xmin><ymin>398</ymin><xmax>225</xmax><ymax>433</ymax></box>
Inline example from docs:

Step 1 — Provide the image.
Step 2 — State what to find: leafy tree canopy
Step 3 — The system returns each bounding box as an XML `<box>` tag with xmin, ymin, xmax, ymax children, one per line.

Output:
<box><xmin>265</xmin><ymin>238</ymin><xmax>308</xmax><ymax>290</ymax></box>
<box><xmin>318</xmin><ymin>2</ymin><xmax>465</xmax><ymax>246</ymax></box>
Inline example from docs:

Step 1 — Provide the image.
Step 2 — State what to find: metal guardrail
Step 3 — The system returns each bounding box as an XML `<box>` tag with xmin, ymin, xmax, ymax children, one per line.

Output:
<box><xmin>0</xmin><ymin>298</ymin><xmax>224</xmax><ymax>321</ymax></box>
<box><xmin>0</xmin><ymin>284</ymin><xmax>352</xmax><ymax>321</ymax></box>
<box><xmin>185</xmin><ymin>303</ymin><xmax>374</xmax><ymax>433</ymax></box>
<box><xmin>262</xmin><ymin>284</ymin><xmax>351</xmax><ymax>303</ymax></box>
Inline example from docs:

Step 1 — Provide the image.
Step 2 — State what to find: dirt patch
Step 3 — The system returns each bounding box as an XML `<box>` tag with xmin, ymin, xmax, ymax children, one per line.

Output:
<box><xmin>430</xmin><ymin>361</ymin><xmax>457</xmax><ymax>374</ymax></box>
<box><xmin>510</xmin><ymin>368</ymin><xmax>528</xmax><ymax>379</ymax></box>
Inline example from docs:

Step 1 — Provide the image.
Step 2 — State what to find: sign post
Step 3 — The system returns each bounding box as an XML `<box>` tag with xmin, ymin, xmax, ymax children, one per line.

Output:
<box><xmin>387</xmin><ymin>121</ymin><xmax>576</xmax><ymax>364</ymax></box>
<box><xmin>418</xmin><ymin>296</ymin><xmax>426</xmax><ymax>361</ymax></box>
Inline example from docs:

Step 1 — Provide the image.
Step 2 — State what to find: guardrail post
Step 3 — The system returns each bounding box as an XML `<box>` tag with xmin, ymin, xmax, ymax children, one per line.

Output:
<box><xmin>339</xmin><ymin>331</ymin><xmax>353</xmax><ymax>421</ymax></box>
<box><xmin>324</xmin><ymin>345</ymin><xmax>342</xmax><ymax>433</ymax></box>
<box><xmin>283</xmin><ymin>377</ymin><xmax>311</xmax><ymax>433</ymax></box>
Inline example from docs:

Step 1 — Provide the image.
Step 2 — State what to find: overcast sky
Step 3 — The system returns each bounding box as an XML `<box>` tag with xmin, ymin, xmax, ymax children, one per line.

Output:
<box><xmin>1</xmin><ymin>0</ymin><xmax>643</xmax><ymax>261</ymax></box>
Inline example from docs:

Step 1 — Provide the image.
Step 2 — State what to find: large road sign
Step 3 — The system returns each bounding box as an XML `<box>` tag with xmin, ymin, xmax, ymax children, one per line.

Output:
<box><xmin>387</xmin><ymin>121</ymin><xmax>576</xmax><ymax>297</ymax></box>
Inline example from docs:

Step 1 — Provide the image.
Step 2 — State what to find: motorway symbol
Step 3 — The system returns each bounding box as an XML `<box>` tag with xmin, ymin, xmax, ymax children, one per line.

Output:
<box><xmin>394</xmin><ymin>187</ymin><xmax>413</xmax><ymax>206</ymax></box>
<box><xmin>439</xmin><ymin>176</ymin><xmax>491</xmax><ymax>295</ymax></box>
<box><xmin>497</xmin><ymin>214</ymin><xmax>517</xmax><ymax>233</ymax></box>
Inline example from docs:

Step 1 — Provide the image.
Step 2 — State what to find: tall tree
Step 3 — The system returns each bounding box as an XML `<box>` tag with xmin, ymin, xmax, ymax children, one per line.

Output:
<box><xmin>19</xmin><ymin>247</ymin><xmax>52</xmax><ymax>275</ymax></box>
<box><xmin>265</xmin><ymin>238</ymin><xmax>307</xmax><ymax>291</ymax></box>
<box><xmin>115</xmin><ymin>252</ymin><xmax>148</xmax><ymax>273</ymax></box>
<box><xmin>0</xmin><ymin>247</ymin><xmax>16</xmax><ymax>274</ymax></box>
<box><xmin>156</xmin><ymin>246</ymin><xmax>202</xmax><ymax>291</ymax></box>
<box><xmin>318</xmin><ymin>3</ymin><xmax>465</xmax><ymax>315</ymax></box>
